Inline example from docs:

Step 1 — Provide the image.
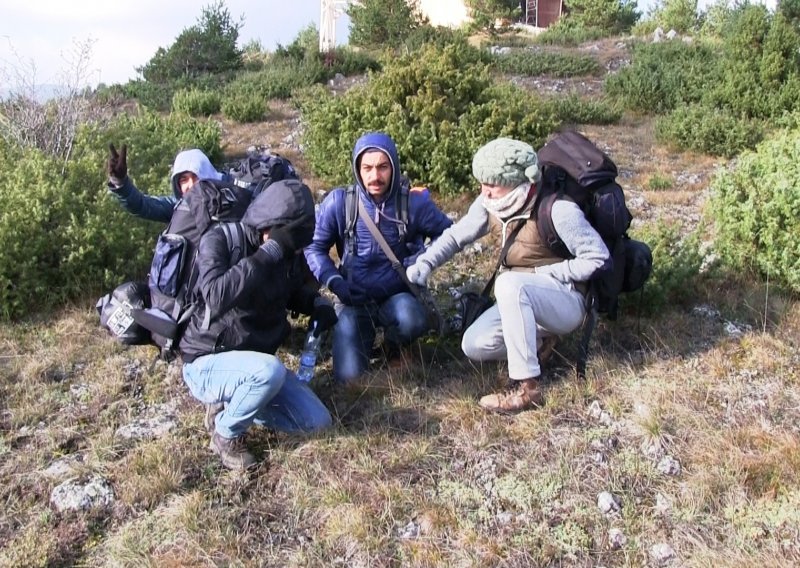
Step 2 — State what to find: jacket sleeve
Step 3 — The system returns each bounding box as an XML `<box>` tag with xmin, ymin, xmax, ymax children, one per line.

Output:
<box><xmin>107</xmin><ymin>177</ymin><xmax>176</xmax><ymax>223</ymax></box>
<box><xmin>535</xmin><ymin>200</ymin><xmax>610</xmax><ymax>283</ymax></box>
<box><xmin>196</xmin><ymin>231</ymin><xmax>282</xmax><ymax>317</ymax></box>
<box><xmin>287</xmin><ymin>254</ymin><xmax>321</xmax><ymax>316</ymax></box>
<box><xmin>304</xmin><ymin>190</ymin><xmax>345</xmax><ymax>288</ymax></box>
<box><xmin>412</xmin><ymin>190</ymin><xmax>453</xmax><ymax>241</ymax></box>
<box><xmin>414</xmin><ymin>196</ymin><xmax>491</xmax><ymax>271</ymax></box>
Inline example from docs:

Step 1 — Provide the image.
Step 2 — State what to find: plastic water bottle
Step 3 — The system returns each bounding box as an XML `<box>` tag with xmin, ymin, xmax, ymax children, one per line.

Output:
<box><xmin>297</xmin><ymin>322</ymin><xmax>322</xmax><ymax>382</ymax></box>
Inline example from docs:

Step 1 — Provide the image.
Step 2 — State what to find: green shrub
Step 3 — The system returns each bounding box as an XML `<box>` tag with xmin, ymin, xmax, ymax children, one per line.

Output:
<box><xmin>221</xmin><ymin>93</ymin><xmax>266</xmax><ymax>122</ymax></box>
<box><xmin>138</xmin><ymin>1</ymin><xmax>242</xmax><ymax>83</ymax></box>
<box><xmin>709</xmin><ymin>130</ymin><xmax>800</xmax><ymax>293</ymax></box>
<box><xmin>558</xmin><ymin>0</ymin><xmax>640</xmax><ymax>33</ymax></box>
<box><xmin>605</xmin><ymin>40</ymin><xmax>719</xmax><ymax>114</ymax></box>
<box><xmin>492</xmin><ymin>50</ymin><xmax>602</xmax><ymax>77</ymax></box>
<box><xmin>325</xmin><ymin>47</ymin><xmax>381</xmax><ymax>76</ymax></box>
<box><xmin>465</xmin><ymin>0</ymin><xmax>520</xmax><ymax>32</ymax></box>
<box><xmin>647</xmin><ymin>172</ymin><xmax>673</xmax><ymax>190</ymax></box>
<box><xmin>547</xmin><ymin>95</ymin><xmax>622</xmax><ymax>125</ymax></box>
<box><xmin>705</xmin><ymin>6</ymin><xmax>800</xmax><ymax>120</ymax></box>
<box><xmin>347</xmin><ymin>0</ymin><xmax>423</xmax><ymax>48</ymax></box>
<box><xmin>172</xmin><ymin>88</ymin><xmax>221</xmax><ymax>116</ymax></box>
<box><xmin>0</xmin><ymin>111</ymin><xmax>222</xmax><ymax>320</ymax></box>
<box><xmin>655</xmin><ymin>104</ymin><xmax>764</xmax><ymax>157</ymax></box>
<box><xmin>401</xmin><ymin>25</ymin><xmax>467</xmax><ymax>53</ymax></box>
<box><xmin>534</xmin><ymin>22</ymin><xmax>609</xmax><ymax>46</ymax></box>
<box><xmin>649</xmin><ymin>0</ymin><xmax>699</xmax><ymax>34</ymax></box>
<box><xmin>623</xmin><ymin>223</ymin><xmax>705</xmax><ymax>314</ymax></box>
<box><xmin>226</xmin><ymin>58</ymin><xmax>329</xmax><ymax>102</ymax></box>
<box><xmin>298</xmin><ymin>41</ymin><xmax>559</xmax><ymax>195</ymax></box>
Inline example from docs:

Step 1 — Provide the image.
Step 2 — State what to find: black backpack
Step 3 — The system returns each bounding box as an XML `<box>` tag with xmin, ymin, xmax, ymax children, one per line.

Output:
<box><xmin>535</xmin><ymin>130</ymin><xmax>653</xmax><ymax>376</ymax></box>
<box><xmin>226</xmin><ymin>148</ymin><xmax>299</xmax><ymax>199</ymax></box>
<box><xmin>139</xmin><ymin>179</ymin><xmax>251</xmax><ymax>357</ymax></box>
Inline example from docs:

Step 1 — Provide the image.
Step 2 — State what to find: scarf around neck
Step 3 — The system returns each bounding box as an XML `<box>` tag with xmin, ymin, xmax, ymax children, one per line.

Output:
<box><xmin>482</xmin><ymin>182</ymin><xmax>536</xmax><ymax>220</ymax></box>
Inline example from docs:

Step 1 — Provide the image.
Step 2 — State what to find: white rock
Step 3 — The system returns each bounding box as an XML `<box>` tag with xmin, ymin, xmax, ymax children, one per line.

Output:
<box><xmin>657</xmin><ymin>455</ymin><xmax>682</xmax><ymax>476</ymax></box>
<box><xmin>50</xmin><ymin>475</ymin><xmax>114</xmax><ymax>513</ymax></box>
<box><xmin>608</xmin><ymin>528</ymin><xmax>627</xmax><ymax>549</ymax></box>
<box><xmin>43</xmin><ymin>454</ymin><xmax>85</xmax><ymax>480</ymax></box>
<box><xmin>597</xmin><ymin>491</ymin><xmax>622</xmax><ymax>514</ymax></box>
<box><xmin>649</xmin><ymin>543</ymin><xmax>676</xmax><ymax>564</ymax></box>
<box><xmin>655</xmin><ymin>493</ymin><xmax>673</xmax><ymax>515</ymax></box>
<box><xmin>724</xmin><ymin>320</ymin><xmax>752</xmax><ymax>337</ymax></box>
<box><xmin>399</xmin><ymin>520</ymin><xmax>420</xmax><ymax>539</ymax></box>
<box><xmin>692</xmin><ymin>304</ymin><xmax>721</xmax><ymax>319</ymax></box>
<box><xmin>653</xmin><ymin>27</ymin><xmax>664</xmax><ymax>43</ymax></box>
<box><xmin>116</xmin><ymin>415</ymin><xmax>177</xmax><ymax>441</ymax></box>
<box><xmin>666</xmin><ymin>29</ymin><xmax>678</xmax><ymax>40</ymax></box>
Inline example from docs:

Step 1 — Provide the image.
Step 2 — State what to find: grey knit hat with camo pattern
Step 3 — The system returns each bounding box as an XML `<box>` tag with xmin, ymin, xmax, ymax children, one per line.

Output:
<box><xmin>472</xmin><ymin>138</ymin><xmax>541</xmax><ymax>187</ymax></box>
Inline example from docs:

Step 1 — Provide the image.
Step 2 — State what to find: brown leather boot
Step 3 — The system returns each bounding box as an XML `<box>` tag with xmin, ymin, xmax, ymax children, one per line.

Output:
<box><xmin>479</xmin><ymin>378</ymin><xmax>544</xmax><ymax>414</ymax></box>
<box><xmin>538</xmin><ymin>336</ymin><xmax>558</xmax><ymax>366</ymax></box>
<box><xmin>204</xmin><ymin>402</ymin><xmax>224</xmax><ymax>433</ymax></box>
<box><xmin>209</xmin><ymin>432</ymin><xmax>256</xmax><ymax>470</ymax></box>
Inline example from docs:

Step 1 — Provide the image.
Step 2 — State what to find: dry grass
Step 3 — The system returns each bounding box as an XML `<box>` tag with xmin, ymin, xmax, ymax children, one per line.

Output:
<box><xmin>1</xmin><ymin>296</ymin><xmax>797</xmax><ymax>566</ymax></box>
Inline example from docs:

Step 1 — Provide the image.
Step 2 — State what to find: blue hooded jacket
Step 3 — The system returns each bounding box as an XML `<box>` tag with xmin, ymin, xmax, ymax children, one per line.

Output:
<box><xmin>304</xmin><ymin>132</ymin><xmax>452</xmax><ymax>304</ymax></box>
<box><xmin>108</xmin><ymin>149</ymin><xmax>227</xmax><ymax>223</ymax></box>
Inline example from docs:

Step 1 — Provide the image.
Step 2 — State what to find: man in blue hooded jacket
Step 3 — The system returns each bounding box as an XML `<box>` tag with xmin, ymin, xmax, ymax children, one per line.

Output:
<box><xmin>304</xmin><ymin>132</ymin><xmax>452</xmax><ymax>384</ymax></box>
<box><xmin>106</xmin><ymin>143</ymin><xmax>230</xmax><ymax>223</ymax></box>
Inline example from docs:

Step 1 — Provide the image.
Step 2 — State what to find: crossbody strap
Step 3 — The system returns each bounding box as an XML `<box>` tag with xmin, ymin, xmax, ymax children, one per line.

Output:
<box><xmin>357</xmin><ymin>197</ymin><xmax>420</xmax><ymax>297</ymax></box>
<box><xmin>479</xmin><ymin>219</ymin><xmax>527</xmax><ymax>297</ymax></box>
<box><xmin>356</xmin><ymin>198</ymin><xmax>444</xmax><ymax>334</ymax></box>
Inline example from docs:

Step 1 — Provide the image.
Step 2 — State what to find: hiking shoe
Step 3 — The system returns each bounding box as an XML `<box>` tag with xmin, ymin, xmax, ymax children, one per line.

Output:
<box><xmin>204</xmin><ymin>402</ymin><xmax>224</xmax><ymax>433</ymax></box>
<box><xmin>538</xmin><ymin>336</ymin><xmax>558</xmax><ymax>366</ymax></box>
<box><xmin>209</xmin><ymin>432</ymin><xmax>256</xmax><ymax>470</ymax></box>
<box><xmin>479</xmin><ymin>378</ymin><xmax>544</xmax><ymax>414</ymax></box>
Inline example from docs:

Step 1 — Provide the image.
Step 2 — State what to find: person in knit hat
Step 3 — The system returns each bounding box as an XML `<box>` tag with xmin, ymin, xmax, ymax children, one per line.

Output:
<box><xmin>405</xmin><ymin>137</ymin><xmax>610</xmax><ymax>413</ymax></box>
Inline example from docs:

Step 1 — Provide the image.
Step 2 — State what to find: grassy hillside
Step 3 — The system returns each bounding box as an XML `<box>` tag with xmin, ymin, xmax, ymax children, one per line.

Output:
<box><xmin>1</xmin><ymin>35</ymin><xmax>799</xmax><ymax>567</ymax></box>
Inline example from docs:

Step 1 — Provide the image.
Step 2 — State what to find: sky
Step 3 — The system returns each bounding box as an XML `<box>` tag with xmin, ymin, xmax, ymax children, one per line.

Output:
<box><xmin>0</xmin><ymin>0</ymin><xmax>351</xmax><ymax>88</ymax></box>
<box><xmin>0</xmin><ymin>0</ymin><xmax>762</xmax><ymax>90</ymax></box>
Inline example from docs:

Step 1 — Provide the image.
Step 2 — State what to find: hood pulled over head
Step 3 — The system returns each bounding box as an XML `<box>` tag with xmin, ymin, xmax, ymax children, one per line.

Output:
<box><xmin>170</xmin><ymin>149</ymin><xmax>223</xmax><ymax>198</ymax></box>
<box><xmin>352</xmin><ymin>132</ymin><xmax>401</xmax><ymax>196</ymax></box>
<box><xmin>242</xmin><ymin>178</ymin><xmax>315</xmax><ymax>244</ymax></box>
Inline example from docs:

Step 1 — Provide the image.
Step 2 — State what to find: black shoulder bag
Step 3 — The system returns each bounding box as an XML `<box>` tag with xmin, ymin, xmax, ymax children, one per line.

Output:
<box><xmin>457</xmin><ymin>219</ymin><xmax>526</xmax><ymax>337</ymax></box>
<box><xmin>356</xmin><ymin>198</ymin><xmax>445</xmax><ymax>335</ymax></box>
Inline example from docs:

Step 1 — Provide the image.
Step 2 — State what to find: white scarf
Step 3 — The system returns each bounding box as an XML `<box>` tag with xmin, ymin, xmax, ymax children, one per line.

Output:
<box><xmin>482</xmin><ymin>182</ymin><xmax>534</xmax><ymax>220</ymax></box>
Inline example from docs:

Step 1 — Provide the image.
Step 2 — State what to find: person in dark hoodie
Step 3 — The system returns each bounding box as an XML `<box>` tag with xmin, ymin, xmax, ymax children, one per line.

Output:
<box><xmin>180</xmin><ymin>178</ymin><xmax>338</xmax><ymax>470</ymax></box>
<box><xmin>304</xmin><ymin>132</ymin><xmax>452</xmax><ymax>384</ymax></box>
<box><xmin>106</xmin><ymin>144</ymin><xmax>229</xmax><ymax>223</ymax></box>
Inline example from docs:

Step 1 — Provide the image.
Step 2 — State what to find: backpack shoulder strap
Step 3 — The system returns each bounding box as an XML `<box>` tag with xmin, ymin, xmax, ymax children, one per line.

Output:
<box><xmin>202</xmin><ymin>222</ymin><xmax>247</xmax><ymax>330</ymax></box>
<box><xmin>536</xmin><ymin>192</ymin><xmax>572</xmax><ymax>259</ymax></box>
<box><xmin>395</xmin><ymin>179</ymin><xmax>410</xmax><ymax>241</ymax></box>
<box><xmin>344</xmin><ymin>185</ymin><xmax>358</xmax><ymax>255</ymax></box>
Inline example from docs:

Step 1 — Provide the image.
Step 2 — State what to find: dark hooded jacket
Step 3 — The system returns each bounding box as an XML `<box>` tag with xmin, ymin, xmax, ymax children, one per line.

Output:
<box><xmin>179</xmin><ymin>179</ymin><xmax>318</xmax><ymax>363</ymax></box>
<box><xmin>304</xmin><ymin>132</ymin><xmax>452</xmax><ymax>304</ymax></box>
<box><xmin>108</xmin><ymin>149</ymin><xmax>228</xmax><ymax>223</ymax></box>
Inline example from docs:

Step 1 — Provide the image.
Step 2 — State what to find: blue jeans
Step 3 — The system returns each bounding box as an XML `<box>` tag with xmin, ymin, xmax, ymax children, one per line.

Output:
<box><xmin>332</xmin><ymin>292</ymin><xmax>429</xmax><ymax>383</ymax></box>
<box><xmin>182</xmin><ymin>351</ymin><xmax>332</xmax><ymax>438</ymax></box>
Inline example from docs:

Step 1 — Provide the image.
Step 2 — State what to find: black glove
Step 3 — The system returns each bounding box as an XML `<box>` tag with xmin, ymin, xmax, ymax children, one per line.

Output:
<box><xmin>107</xmin><ymin>143</ymin><xmax>128</xmax><ymax>183</ymax></box>
<box><xmin>268</xmin><ymin>218</ymin><xmax>308</xmax><ymax>257</ymax></box>
<box><xmin>329</xmin><ymin>278</ymin><xmax>352</xmax><ymax>305</ymax></box>
<box><xmin>310</xmin><ymin>303</ymin><xmax>338</xmax><ymax>336</ymax></box>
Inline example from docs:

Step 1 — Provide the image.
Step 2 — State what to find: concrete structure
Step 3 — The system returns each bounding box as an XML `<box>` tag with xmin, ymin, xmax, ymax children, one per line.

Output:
<box><xmin>415</xmin><ymin>0</ymin><xmax>472</xmax><ymax>28</ymax></box>
<box><xmin>320</xmin><ymin>0</ymin><xmax>352</xmax><ymax>52</ymax></box>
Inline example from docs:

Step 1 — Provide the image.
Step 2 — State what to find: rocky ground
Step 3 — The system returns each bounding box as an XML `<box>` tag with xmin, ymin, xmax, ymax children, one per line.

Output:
<box><xmin>3</xmin><ymin>36</ymin><xmax>798</xmax><ymax>568</ymax></box>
